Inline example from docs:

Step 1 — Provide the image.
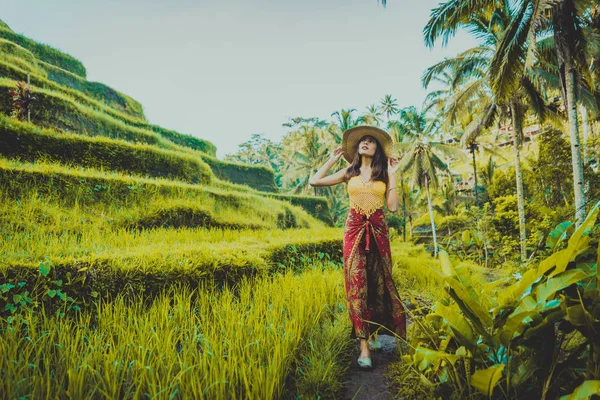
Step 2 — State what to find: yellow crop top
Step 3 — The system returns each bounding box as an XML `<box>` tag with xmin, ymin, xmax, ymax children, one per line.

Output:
<box><xmin>347</xmin><ymin>175</ymin><xmax>387</xmax><ymax>217</ymax></box>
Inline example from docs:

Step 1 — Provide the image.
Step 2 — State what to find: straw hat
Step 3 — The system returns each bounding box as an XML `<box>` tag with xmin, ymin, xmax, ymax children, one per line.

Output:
<box><xmin>341</xmin><ymin>125</ymin><xmax>394</xmax><ymax>163</ymax></box>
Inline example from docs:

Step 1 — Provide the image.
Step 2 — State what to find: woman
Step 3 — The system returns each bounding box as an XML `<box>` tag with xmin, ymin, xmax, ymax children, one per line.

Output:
<box><xmin>309</xmin><ymin>125</ymin><xmax>407</xmax><ymax>370</ymax></box>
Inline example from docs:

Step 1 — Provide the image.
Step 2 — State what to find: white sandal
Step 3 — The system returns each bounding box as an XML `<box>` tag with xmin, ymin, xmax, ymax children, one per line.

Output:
<box><xmin>357</xmin><ymin>355</ymin><xmax>372</xmax><ymax>369</ymax></box>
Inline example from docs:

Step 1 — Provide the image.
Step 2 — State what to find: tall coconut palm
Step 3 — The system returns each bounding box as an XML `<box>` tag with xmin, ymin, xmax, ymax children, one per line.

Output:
<box><xmin>282</xmin><ymin>117</ymin><xmax>331</xmax><ymax>195</ymax></box>
<box><xmin>481</xmin><ymin>0</ymin><xmax>600</xmax><ymax>225</ymax></box>
<box><xmin>398</xmin><ymin>139</ymin><xmax>447</xmax><ymax>257</ymax></box>
<box><xmin>395</xmin><ymin>106</ymin><xmax>466</xmax><ymax>256</ymax></box>
<box><xmin>329</xmin><ymin>109</ymin><xmax>363</xmax><ymax>143</ymax></box>
<box><xmin>423</xmin><ymin>65</ymin><xmax>506</xmax><ymax>206</ymax></box>
<box><xmin>480</xmin><ymin>156</ymin><xmax>497</xmax><ymax>189</ymax></box>
<box><xmin>362</xmin><ymin>104</ymin><xmax>383</xmax><ymax>126</ymax></box>
<box><xmin>380</xmin><ymin>94</ymin><xmax>400</xmax><ymax>126</ymax></box>
<box><xmin>423</xmin><ymin>0</ymin><xmax>561</xmax><ymax>260</ymax></box>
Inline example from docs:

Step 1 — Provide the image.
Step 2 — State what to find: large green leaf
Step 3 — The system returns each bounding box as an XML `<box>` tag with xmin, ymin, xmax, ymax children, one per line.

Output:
<box><xmin>547</xmin><ymin>221</ymin><xmax>574</xmax><ymax>252</ymax></box>
<box><xmin>499</xmin><ymin>297</ymin><xmax>562</xmax><ymax>345</ymax></box>
<box><xmin>470</xmin><ymin>364</ymin><xmax>505</xmax><ymax>397</ymax></box>
<box><xmin>523</xmin><ymin>310</ymin><xmax>564</xmax><ymax>340</ymax></box>
<box><xmin>498</xmin><ymin>309</ymin><xmax>538</xmax><ymax>346</ymax></box>
<box><xmin>560</xmin><ymin>380</ymin><xmax>600</xmax><ymax>400</ymax></box>
<box><xmin>439</xmin><ymin>249</ymin><xmax>455</xmax><ymax>277</ymax></box>
<box><xmin>551</xmin><ymin>202</ymin><xmax>600</xmax><ymax>277</ymax></box>
<box><xmin>535</xmin><ymin>269</ymin><xmax>593</xmax><ymax>302</ymax></box>
<box><xmin>537</xmin><ymin>202</ymin><xmax>600</xmax><ymax>277</ymax></box>
<box><xmin>565</xmin><ymin>304</ymin><xmax>595</xmax><ymax>327</ymax></box>
<box><xmin>439</xmin><ymin>251</ymin><xmax>493</xmax><ymax>335</ymax></box>
<box><xmin>511</xmin><ymin>356</ymin><xmax>539</xmax><ymax>387</ymax></box>
<box><xmin>413</xmin><ymin>347</ymin><xmax>462</xmax><ymax>372</ymax></box>
<box><xmin>434</xmin><ymin>302</ymin><xmax>477</xmax><ymax>344</ymax></box>
<box><xmin>496</xmin><ymin>268</ymin><xmax>543</xmax><ymax>309</ymax></box>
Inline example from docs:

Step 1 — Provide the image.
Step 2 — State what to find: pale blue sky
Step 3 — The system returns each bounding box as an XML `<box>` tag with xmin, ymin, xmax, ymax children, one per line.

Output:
<box><xmin>3</xmin><ymin>0</ymin><xmax>476</xmax><ymax>158</ymax></box>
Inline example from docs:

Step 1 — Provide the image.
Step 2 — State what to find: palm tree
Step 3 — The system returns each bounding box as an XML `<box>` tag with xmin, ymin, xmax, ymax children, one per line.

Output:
<box><xmin>395</xmin><ymin>106</ymin><xmax>466</xmax><ymax>256</ymax></box>
<box><xmin>479</xmin><ymin>156</ymin><xmax>497</xmax><ymax>191</ymax></box>
<box><xmin>399</xmin><ymin>139</ymin><xmax>446</xmax><ymax>257</ymax></box>
<box><xmin>329</xmin><ymin>109</ymin><xmax>363</xmax><ymax>143</ymax></box>
<box><xmin>423</xmin><ymin>65</ymin><xmax>506</xmax><ymax>206</ymax></box>
<box><xmin>422</xmin><ymin>0</ymin><xmax>562</xmax><ymax>261</ymax></box>
<box><xmin>282</xmin><ymin>117</ymin><xmax>331</xmax><ymax>195</ymax></box>
<box><xmin>362</xmin><ymin>104</ymin><xmax>383</xmax><ymax>126</ymax></box>
<box><xmin>380</xmin><ymin>94</ymin><xmax>400</xmax><ymax>127</ymax></box>
<box><xmin>403</xmin><ymin>182</ymin><xmax>423</xmax><ymax>238</ymax></box>
<box><xmin>465</xmin><ymin>0</ymin><xmax>599</xmax><ymax>225</ymax></box>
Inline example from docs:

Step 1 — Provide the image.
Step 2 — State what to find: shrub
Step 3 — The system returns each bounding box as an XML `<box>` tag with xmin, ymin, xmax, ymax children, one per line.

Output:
<box><xmin>404</xmin><ymin>203</ymin><xmax>600</xmax><ymax>398</ymax></box>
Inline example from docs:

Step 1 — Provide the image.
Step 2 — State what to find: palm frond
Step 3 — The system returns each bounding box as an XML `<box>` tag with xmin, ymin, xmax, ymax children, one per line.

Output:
<box><xmin>423</xmin><ymin>0</ymin><xmax>490</xmax><ymax>48</ymax></box>
<box><xmin>460</xmin><ymin>101</ymin><xmax>497</xmax><ymax>147</ymax></box>
<box><xmin>489</xmin><ymin>0</ymin><xmax>532</xmax><ymax>101</ymax></box>
<box><xmin>524</xmin><ymin>0</ymin><xmax>561</xmax><ymax>70</ymax></box>
<box><xmin>422</xmin><ymin>47</ymin><xmax>491</xmax><ymax>88</ymax></box>
<box><xmin>430</xmin><ymin>142</ymin><xmax>468</xmax><ymax>161</ymax></box>
<box><xmin>521</xmin><ymin>75</ymin><xmax>547</xmax><ymax>120</ymax></box>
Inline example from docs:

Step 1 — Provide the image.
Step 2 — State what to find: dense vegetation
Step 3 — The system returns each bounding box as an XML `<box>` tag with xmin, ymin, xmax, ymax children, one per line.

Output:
<box><xmin>1</xmin><ymin>0</ymin><xmax>600</xmax><ymax>398</ymax></box>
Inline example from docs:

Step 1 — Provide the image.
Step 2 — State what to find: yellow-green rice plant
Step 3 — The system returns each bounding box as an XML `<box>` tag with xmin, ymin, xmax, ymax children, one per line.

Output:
<box><xmin>0</xmin><ymin>267</ymin><xmax>347</xmax><ymax>399</ymax></box>
<box><xmin>1</xmin><ymin>185</ymin><xmax>342</xmax><ymax>298</ymax></box>
<box><xmin>0</xmin><ymin>86</ymin><xmax>181</xmax><ymax>150</ymax></box>
<box><xmin>0</xmin><ymin>57</ymin><xmax>146</xmax><ymax>122</ymax></box>
<box><xmin>0</xmin><ymin>26</ymin><xmax>86</xmax><ymax>77</ymax></box>
<box><xmin>0</xmin><ymin>61</ymin><xmax>215</xmax><ymax>154</ymax></box>
<box><xmin>0</xmin><ymin>39</ymin><xmax>45</xmax><ymax>76</ymax></box>
<box><xmin>0</xmin><ymin>157</ymin><xmax>329</xmax><ymax>225</ymax></box>
<box><xmin>38</xmin><ymin>60</ymin><xmax>145</xmax><ymax>119</ymax></box>
<box><xmin>0</xmin><ymin>69</ymin><xmax>215</xmax><ymax>155</ymax></box>
<box><xmin>0</xmin><ymin>115</ymin><xmax>214</xmax><ymax>185</ymax></box>
<box><xmin>283</xmin><ymin>307</ymin><xmax>353</xmax><ymax>399</ymax></box>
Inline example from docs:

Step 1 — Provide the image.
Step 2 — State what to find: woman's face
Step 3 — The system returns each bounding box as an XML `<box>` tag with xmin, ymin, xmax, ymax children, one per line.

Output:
<box><xmin>357</xmin><ymin>135</ymin><xmax>377</xmax><ymax>157</ymax></box>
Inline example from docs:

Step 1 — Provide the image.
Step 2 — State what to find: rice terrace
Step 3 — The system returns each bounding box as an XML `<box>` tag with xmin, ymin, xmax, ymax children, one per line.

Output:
<box><xmin>1</xmin><ymin>1</ymin><xmax>600</xmax><ymax>399</ymax></box>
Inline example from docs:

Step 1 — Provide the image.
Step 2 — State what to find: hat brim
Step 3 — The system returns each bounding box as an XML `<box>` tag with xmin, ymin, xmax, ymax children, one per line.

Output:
<box><xmin>342</xmin><ymin>126</ymin><xmax>394</xmax><ymax>164</ymax></box>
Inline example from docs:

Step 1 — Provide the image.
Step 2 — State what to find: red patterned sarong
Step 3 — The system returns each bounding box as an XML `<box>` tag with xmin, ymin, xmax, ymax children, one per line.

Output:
<box><xmin>343</xmin><ymin>207</ymin><xmax>407</xmax><ymax>340</ymax></box>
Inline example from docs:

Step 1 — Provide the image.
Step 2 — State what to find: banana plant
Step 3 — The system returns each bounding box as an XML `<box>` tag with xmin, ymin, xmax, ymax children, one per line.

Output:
<box><xmin>407</xmin><ymin>200</ymin><xmax>600</xmax><ymax>398</ymax></box>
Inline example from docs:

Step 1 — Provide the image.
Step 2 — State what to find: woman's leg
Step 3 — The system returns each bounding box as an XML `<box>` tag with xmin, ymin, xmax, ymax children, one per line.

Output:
<box><xmin>359</xmin><ymin>338</ymin><xmax>371</xmax><ymax>358</ymax></box>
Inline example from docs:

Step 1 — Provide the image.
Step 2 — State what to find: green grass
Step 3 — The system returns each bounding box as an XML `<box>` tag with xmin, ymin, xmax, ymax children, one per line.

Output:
<box><xmin>0</xmin><ymin>39</ymin><xmax>43</xmax><ymax>76</ymax></box>
<box><xmin>0</xmin><ymin>156</ymin><xmax>327</xmax><ymax>224</ymax></box>
<box><xmin>0</xmin><ymin>27</ymin><xmax>86</xmax><ymax>77</ymax></box>
<box><xmin>39</xmin><ymin>59</ymin><xmax>145</xmax><ymax>119</ymax></box>
<box><xmin>0</xmin><ymin>57</ymin><xmax>146</xmax><ymax>122</ymax></box>
<box><xmin>0</xmin><ymin>267</ymin><xmax>347</xmax><ymax>399</ymax></box>
<box><xmin>0</xmin><ymin>115</ymin><xmax>214</xmax><ymax>185</ymax></box>
<box><xmin>0</xmin><ymin>81</ymin><xmax>183</xmax><ymax>149</ymax></box>
<box><xmin>283</xmin><ymin>309</ymin><xmax>353</xmax><ymax>399</ymax></box>
<box><xmin>0</xmin><ymin>68</ymin><xmax>217</xmax><ymax>154</ymax></box>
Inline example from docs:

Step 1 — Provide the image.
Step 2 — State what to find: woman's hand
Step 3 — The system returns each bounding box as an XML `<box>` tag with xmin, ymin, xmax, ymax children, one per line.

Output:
<box><xmin>388</xmin><ymin>157</ymin><xmax>400</xmax><ymax>174</ymax></box>
<box><xmin>329</xmin><ymin>147</ymin><xmax>344</xmax><ymax>163</ymax></box>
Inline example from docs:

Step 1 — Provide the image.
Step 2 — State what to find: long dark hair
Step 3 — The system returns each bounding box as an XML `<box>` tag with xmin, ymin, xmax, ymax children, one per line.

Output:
<box><xmin>344</xmin><ymin>136</ymin><xmax>389</xmax><ymax>183</ymax></box>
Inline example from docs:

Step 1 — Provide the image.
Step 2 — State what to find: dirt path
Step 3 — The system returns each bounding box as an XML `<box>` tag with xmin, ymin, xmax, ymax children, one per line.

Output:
<box><xmin>341</xmin><ymin>334</ymin><xmax>400</xmax><ymax>400</ymax></box>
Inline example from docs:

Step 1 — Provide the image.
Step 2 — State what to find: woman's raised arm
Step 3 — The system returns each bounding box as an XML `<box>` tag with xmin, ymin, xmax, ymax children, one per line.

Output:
<box><xmin>309</xmin><ymin>147</ymin><xmax>347</xmax><ymax>187</ymax></box>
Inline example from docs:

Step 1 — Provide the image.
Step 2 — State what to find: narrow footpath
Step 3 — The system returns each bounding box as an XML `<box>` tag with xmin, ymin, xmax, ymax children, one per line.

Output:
<box><xmin>341</xmin><ymin>334</ymin><xmax>401</xmax><ymax>400</ymax></box>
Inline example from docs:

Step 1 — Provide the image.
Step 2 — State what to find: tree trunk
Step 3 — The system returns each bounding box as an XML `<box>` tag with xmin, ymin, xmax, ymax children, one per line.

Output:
<box><xmin>581</xmin><ymin>104</ymin><xmax>590</xmax><ymax>162</ymax></box>
<box><xmin>471</xmin><ymin>147</ymin><xmax>478</xmax><ymax>207</ymax></box>
<box><xmin>510</xmin><ymin>104</ymin><xmax>527</xmax><ymax>262</ymax></box>
<box><xmin>564</xmin><ymin>60</ymin><xmax>586</xmax><ymax>225</ymax></box>
<box><xmin>554</xmin><ymin>7</ymin><xmax>586</xmax><ymax>226</ymax></box>
<box><xmin>400</xmin><ymin>173</ymin><xmax>407</xmax><ymax>241</ymax></box>
<box><xmin>425</xmin><ymin>174</ymin><xmax>438</xmax><ymax>257</ymax></box>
